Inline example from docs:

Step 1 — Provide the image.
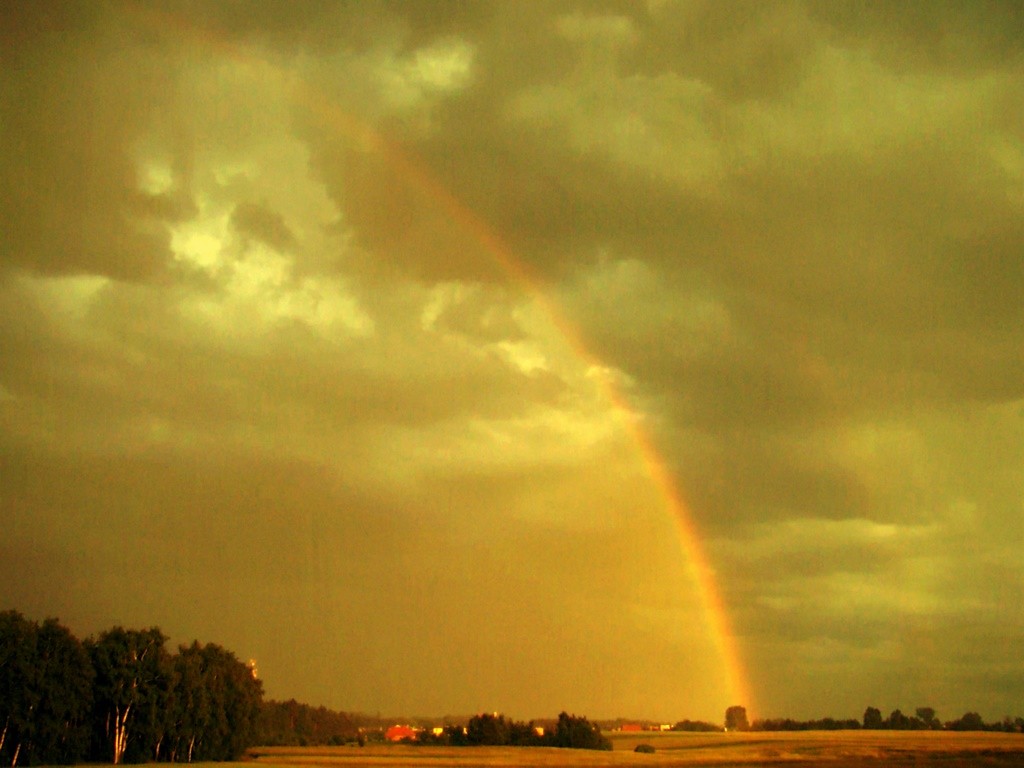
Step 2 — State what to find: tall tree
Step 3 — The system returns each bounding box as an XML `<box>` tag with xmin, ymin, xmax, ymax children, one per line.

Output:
<box><xmin>466</xmin><ymin>713</ymin><xmax>510</xmax><ymax>746</ymax></box>
<box><xmin>887</xmin><ymin>709</ymin><xmax>910</xmax><ymax>730</ymax></box>
<box><xmin>950</xmin><ymin>712</ymin><xmax>985</xmax><ymax>731</ymax></box>
<box><xmin>87</xmin><ymin>627</ymin><xmax>169</xmax><ymax>764</ymax></box>
<box><xmin>168</xmin><ymin>643</ymin><xmax>211</xmax><ymax>762</ymax></box>
<box><xmin>165</xmin><ymin>643</ymin><xmax>262</xmax><ymax>761</ymax></box>
<box><xmin>29</xmin><ymin>619</ymin><xmax>94</xmax><ymax>765</ymax></box>
<box><xmin>0</xmin><ymin>611</ymin><xmax>38</xmax><ymax>767</ymax></box>
<box><xmin>725</xmin><ymin>705</ymin><xmax>749</xmax><ymax>732</ymax></box>
<box><xmin>200</xmin><ymin>643</ymin><xmax>262</xmax><ymax>760</ymax></box>
<box><xmin>915</xmin><ymin>707</ymin><xmax>939</xmax><ymax>730</ymax></box>
<box><xmin>863</xmin><ymin>707</ymin><xmax>883</xmax><ymax>729</ymax></box>
<box><xmin>550</xmin><ymin>712</ymin><xmax>611</xmax><ymax>751</ymax></box>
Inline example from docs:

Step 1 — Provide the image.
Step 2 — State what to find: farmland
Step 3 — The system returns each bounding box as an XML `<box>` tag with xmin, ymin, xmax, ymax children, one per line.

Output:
<box><xmin>247</xmin><ymin>730</ymin><xmax>1024</xmax><ymax>766</ymax></box>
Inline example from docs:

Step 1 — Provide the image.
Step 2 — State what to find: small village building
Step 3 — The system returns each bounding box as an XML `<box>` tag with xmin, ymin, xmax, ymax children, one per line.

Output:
<box><xmin>385</xmin><ymin>725</ymin><xmax>418</xmax><ymax>742</ymax></box>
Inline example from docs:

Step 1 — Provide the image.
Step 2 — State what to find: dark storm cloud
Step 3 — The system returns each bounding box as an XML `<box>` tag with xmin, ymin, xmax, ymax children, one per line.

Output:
<box><xmin>0</xmin><ymin>277</ymin><xmax>569</xmax><ymax>466</ymax></box>
<box><xmin>295</xmin><ymin>0</ymin><xmax>1024</xmax><ymax>418</ymax></box>
<box><xmin>231</xmin><ymin>202</ymin><xmax>297</xmax><ymax>252</ymax></box>
<box><xmin>625</xmin><ymin>0</ymin><xmax>820</xmax><ymax>99</ymax></box>
<box><xmin>0</xmin><ymin>2</ymin><xmax>185</xmax><ymax>280</ymax></box>
<box><xmin>809</xmin><ymin>0</ymin><xmax>1024</xmax><ymax>73</ymax></box>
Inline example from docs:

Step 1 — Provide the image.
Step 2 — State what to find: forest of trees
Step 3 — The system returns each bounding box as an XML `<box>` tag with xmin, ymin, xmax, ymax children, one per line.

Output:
<box><xmin>747</xmin><ymin>706</ymin><xmax>1024</xmax><ymax>733</ymax></box>
<box><xmin>0</xmin><ymin>611</ymin><xmax>262</xmax><ymax>766</ymax></box>
<box><xmin>256</xmin><ymin>699</ymin><xmax>360</xmax><ymax>746</ymax></box>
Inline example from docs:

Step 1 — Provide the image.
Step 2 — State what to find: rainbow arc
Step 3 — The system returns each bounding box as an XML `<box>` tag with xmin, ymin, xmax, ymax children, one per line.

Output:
<box><xmin>132</xmin><ymin>5</ymin><xmax>753</xmax><ymax>715</ymax></box>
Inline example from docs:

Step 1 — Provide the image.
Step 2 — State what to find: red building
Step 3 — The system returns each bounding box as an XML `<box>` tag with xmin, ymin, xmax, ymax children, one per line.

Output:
<box><xmin>385</xmin><ymin>725</ymin><xmax>418</xmax><ymax>742</ymax></box>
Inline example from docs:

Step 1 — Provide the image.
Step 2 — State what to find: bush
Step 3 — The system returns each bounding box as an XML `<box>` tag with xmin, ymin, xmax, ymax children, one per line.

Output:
<box><xmin>634</xmin><ymin>743</ymin><xmax>656</xmax><ymax>753</ymax></box>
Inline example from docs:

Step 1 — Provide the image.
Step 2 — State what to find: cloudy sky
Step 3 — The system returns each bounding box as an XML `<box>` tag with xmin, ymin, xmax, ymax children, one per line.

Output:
<box><xmin>2</xmin><ymin>1</ymin><xmax>1022</xmax><ymax>723</ymax></box>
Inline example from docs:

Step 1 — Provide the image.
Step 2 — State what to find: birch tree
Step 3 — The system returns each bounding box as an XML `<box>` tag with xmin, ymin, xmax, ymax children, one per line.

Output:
<box><xmin>30</xmin><ymin>619</ymin><xmax>93</xmax><ymax>764</ymax></box>
<box><xmin>0</xmin><ymin>611</ymin><xmax>36</xmax><ymax>767</ymax></box>
<box><xmin>169</xmin><ymin>643</ymin><xmax>211</xmax><ymax>763</ymax></box>
<box><xmin>87</xmin><ymin>627</ymin><xmax>168</xmax><ymax>764</ymax></box>
<box><xmin>185</xmin><ymin>643</ymin><xmax>262</xmax><ymax>761</ymax></box>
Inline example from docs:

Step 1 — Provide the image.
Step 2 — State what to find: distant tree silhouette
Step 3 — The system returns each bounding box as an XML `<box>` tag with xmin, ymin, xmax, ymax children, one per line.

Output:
<box><xmin>752</xmin><ymin>716</ymin><xmax>859</xmax><ymax>731</ymax></box>
<box><xmin>887</xmin><ymin>709</ymin><xmax>910</xmax><ymax>730</ymax></box>
<box><xmin>550</xmin><ymin>712</ymin><xmax>610</xmax><ymax>750</ymax></box>
<box><xmin>672</xmin><ymin>719</ymin><xmax>722</xmax><ymax>732</ymax></box>
<box><xmin>915</xmin><ymin>707</ymin><xmax>939</xmax><ymax>730</ymax></box>
<box><xmin>466</xmin><ymin>713</ymin><xmax>511</xmax><ymax>746</ymax></box>
<box><xmin>949</xmin><ymin>712</ymin><xmax>985</xmax><ymax>731</ymax></box>
<box><xmin>725</xmin><ymin>705</ymin><xmax>749</xmax><ymax>731</ymax></box>
<box><xmin>258</xmin><ymin>699</ymin><xmax>359</xmax><ymax>746</ymax></box>
<box><xmin>863</xmin><ymin>707</ymin><xmax>883</xmax><ymax>729</ymax></box>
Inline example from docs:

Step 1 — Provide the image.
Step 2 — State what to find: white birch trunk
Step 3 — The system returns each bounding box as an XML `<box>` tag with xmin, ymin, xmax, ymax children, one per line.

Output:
<box><xmin>112</xmin><ymin>703</ymin><xmax>131</xmax><ymax>765</ymax></box>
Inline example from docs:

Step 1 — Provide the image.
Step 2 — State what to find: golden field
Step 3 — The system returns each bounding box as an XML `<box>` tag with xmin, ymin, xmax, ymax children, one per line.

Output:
<box><xmin>245</xmin><ymin>730</ymin><xmax>1024</xmax><ymax>766</ymax></box>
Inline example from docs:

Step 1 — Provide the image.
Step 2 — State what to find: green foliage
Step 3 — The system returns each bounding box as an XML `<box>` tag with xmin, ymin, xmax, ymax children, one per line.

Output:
<box><xmin>462</xmin><ymin>713</ymin><xmax>543</xmax><ymax>747</ymax></box>
<box><xmin>0</xmin><ymin>610</ymin><xmax>41</xmax><ymax>766</ymax></box>
<box><xmin>1</xmin><ymin>610</ymin><xmax>263</xmax><ymax>764</ymax></box>
<box><xmin>458</xmin><ymin>711</ymin><xmax>608</xmax><ymax>751</ymax></box>
<box><xmin>725</xmin><ymin>705</ymin><xmax>749</xmax><ymax>731</ymax></box>
<box><xmin>0</xmin><ymin>611</ymin><xmax>94</xmax><ymax>766</ymax></box>
<box><xmin>672</xmin><ymin>719</ymin><xmax>723</xmax><ymax>732</ymax></box>
<box><xmin>31</xmin><ymin>619</ymin><xmax>95</xmax><ymax>764</ymax></box>
<box><xmin>915</xmin><ymin>707</ymin><xmax>940</xmax><ymax>729</ymax></box>
<box><xmin>550</xmin><ymin>711</ymin><xmax>611</xmax><ymax>751</ymax></box>
<box><xmin>863</xmin><ymin>706</ymin><xmax>883</xmax><ymax>729</ymax></box>
<box><xmin>87</xmin><ymin>626</ymin><xmax>169</xmax><ymax>764</ymax></box>
<box><xmin>948</xmin><ymin>712</ymin><xmax>985</xmax><ymax>731</ymax></box>
<box><xmin>443</xmin><ymin>724</ymin><xmax>468</xmax><ymax>746</ymax></box>
<box><xmin>258</xmin><ymin>699</ymin><xmax>358</xmax><ymax>747</ymax></box>
<box><xmin>466</xmin><ymin>713</ymin><xmax>511</xmax><ymax>746</ymax></box>
<box><xmin>166</xmin><ymin>642</ymin><xmax>263</xmax><ymax>761</ymax></box>
<box><xmin>753</xmin><ymin>717</ymin><xmax>860</xmax><ymax>731</ymax></box>
<box><xmin>887</xmin><ymin>709</ymin><xmax>911</xmax><ymax>730</ymax></box>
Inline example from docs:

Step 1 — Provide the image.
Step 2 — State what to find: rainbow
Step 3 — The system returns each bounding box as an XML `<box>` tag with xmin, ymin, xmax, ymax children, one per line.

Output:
<box><xmin>297</xmin><ymin>93</ymin><xmax>754</xmax><ymax>718</ymax></box>
<box><xmin>133</xmin><ymin>5</ymin><xmax>753</xmax><ymax>715</ymax></box>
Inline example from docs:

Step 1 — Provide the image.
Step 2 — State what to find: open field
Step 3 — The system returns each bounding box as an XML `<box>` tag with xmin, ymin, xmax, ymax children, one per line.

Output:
<box><xmin>246</xmin><ymin>731</ymin><xmax>1024</xmax><ymax>767</ymax></box>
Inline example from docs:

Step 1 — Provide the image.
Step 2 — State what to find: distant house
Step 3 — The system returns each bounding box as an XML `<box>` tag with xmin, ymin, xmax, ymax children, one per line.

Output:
<box><xmin>385</xmin><ymin>725</ymin><xmax>417</xmax><ymax>742</ymax></box>
<box><xmin>621</xmin><ymin>723</ymin><xmax>643</xmax><ymax>732</ymax></box>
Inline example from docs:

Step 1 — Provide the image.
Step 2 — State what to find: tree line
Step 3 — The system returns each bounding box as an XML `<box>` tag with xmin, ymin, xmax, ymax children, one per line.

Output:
<box><xmin>859</xmin><ymin>707</ymin><xmax>1024</xmax><ymax>733</ymax></box>
<box><xmin>0</xmin><ymin>611</ymin><xmax>262</xmax><ymax>766</ymax></box>
<box><xmin>723</xmin><ymin>704</ymin><xmax>1024</xmax><ymax>733</ymax></box>
<box><xmin>256</xmin><ymin>699</ymin><xmax>360</xmax><ymax>746</ymax></box>
<box><xmin>256</xmin><ymin>705</ymin><xmax>613</xmax><ymax>751</ymax></box>
<box><xmin>414</xmin><ymin>711</ymin><xmax>611</xmax><ymax>750</ymax></box>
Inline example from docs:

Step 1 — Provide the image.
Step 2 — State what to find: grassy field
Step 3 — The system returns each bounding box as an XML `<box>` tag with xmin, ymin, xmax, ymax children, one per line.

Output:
<box><xmin>245</xmin><ymin>730</ymin><xmax>1024</xmax><ymax>766</ymax></box>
